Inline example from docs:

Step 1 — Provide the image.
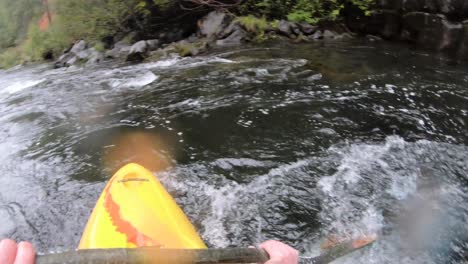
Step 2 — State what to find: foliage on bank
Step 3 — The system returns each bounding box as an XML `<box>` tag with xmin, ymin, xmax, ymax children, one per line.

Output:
<box><xmin>0</xmin><ymin>0</ymin><xmax>375</xmax><ymax>69</ymax></box>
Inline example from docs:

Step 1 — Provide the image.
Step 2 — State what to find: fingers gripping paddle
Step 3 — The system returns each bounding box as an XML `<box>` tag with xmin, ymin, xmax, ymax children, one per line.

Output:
<box><xmin>36</xmin><ymin>236</ymin><xmax>376</xmax><ymax>264</ymax></box>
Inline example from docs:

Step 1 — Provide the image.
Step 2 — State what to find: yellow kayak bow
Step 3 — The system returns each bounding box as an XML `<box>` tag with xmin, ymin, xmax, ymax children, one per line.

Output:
<box><xmin>79</xmin><ymin>163</ymin><xmax>206</xmax><ymax>249</ymax></box>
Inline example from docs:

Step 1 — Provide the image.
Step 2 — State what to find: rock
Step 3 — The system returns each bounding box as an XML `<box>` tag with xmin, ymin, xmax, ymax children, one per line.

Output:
<box><xmin>126</xmin><ymin>42</ymin><xmax>147</xmax><ymax>62</ymax></box>
<box><xmin>158</xmin><ymin>28</ymin><xmax>187</xmax><ymax>44</ymax></box>
<box><xmin>323</xmin><ymin>30</ymin><xmax>337</xmax><ymax>39</ymax></box>
<box><xmin>292</xmin><ymin>33</ymin><xmax>310</xmax><ymax>43</ymax></box>
<box><xmin>402</xmin><ymin>12</ymin><xmax>463</xmax><ymax>51</ymax></box>
<box><xmin>435</xmin><ymin>0</ymin><xmax>468</xmax><ymax>19</ymax></box>
<box><xmin>366</xmin><ymin>34</ymin><xmax>383</xmax><ymax>41</ymax></box>
<box><xmin>85</xmin><ymin>48</ymin><xmax>104</xmax><ymax>65</ymax></box>
<box><xmin>335</xmin><ymin>33</ymin><xmax>354</xmax><ymax>40</ymax></box>
<box><xmin>291</xmin><ymin>23</ymin><xmax>302</xmax><ymax>35</ymax></box>
<box><xmin>310</xmin><ymin>30</ymin><xmax>324</xmax><ymax>40</ymax></box>
<box><xmin>105</xmin><ymin>40</ymin><xmax>131</xmax><ymax>59</ymax></box>
<box><xmin>346</xmin><ymin>9</ymin><xmax>401</xmax><ymax>39</ymax></box>
<box><xmin>216</xmin><ymin>21</ymin><xmax>248</xmax><ymax>46</ymax></box>
<box><xmin>198</xmin><ymin>11</ymin><xmax>232</xmax><ymax>39</ymax></box>
<box><xmin>277</xmin><ymin>20</ymin><xmax>296</xmax><ymax>37</ymax></box>
<box><xmin>299</xmin><ymin>23</ymin><xmax>318</xmax><ymax>35</ymax></box>
<box><xmin>75</xmin><ymin>49</ymin><xmax>91</xmax><ymax>60</ymax></box>
<box><xmin>146</xmin><ymin>39</ymin><xmax>160</xmax><ymax>50</ymax></box>
<box><xmin>457</xmin><ymin>21</ymin><xmax>468</xmax><ymax>60</ymax></box>
<box><xmin>70</xmin><ymin>40</ymin><xmax>87</xmax><ymax>54</ymax></box>
<box><xmin>173</xmin><ymin>40</ymin><xmax>208</xmax><ymax>57</ymax></box>
<box><xmin>216</xmin><ymin>27</ymin><xmax>247</xmax><ymax>46</ymax></box>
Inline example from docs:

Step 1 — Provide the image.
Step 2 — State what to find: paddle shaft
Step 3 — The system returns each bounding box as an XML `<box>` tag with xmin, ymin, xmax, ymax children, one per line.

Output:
<box><xmin>36</xmin><ymin>248</ymin><xmax>270</xmax><ymax>264</ymax></box>
<box><xmin>36</xmin><ymin>237</ymin><xmax>376</xmax><ymax>264</ymax></box>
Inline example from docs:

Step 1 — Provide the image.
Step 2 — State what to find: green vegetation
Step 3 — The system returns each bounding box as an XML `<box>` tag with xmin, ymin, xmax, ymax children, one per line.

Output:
<box><xmin>235</xmin><ymin>15</ymin><xmax>279</xmax><ymax>41</ymax></box>
<box><xmin>0</xmin><ymin>0</ymin><xmax>42</xmax><ymax>50</ymax></box>
<box><xmin>239</xmin><ymin>0</ymin><xmax>374</xmax><ymax>23</ymax></box>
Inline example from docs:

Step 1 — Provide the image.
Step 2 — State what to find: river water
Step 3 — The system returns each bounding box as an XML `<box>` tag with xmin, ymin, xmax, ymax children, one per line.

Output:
<box><xmin>0</xmin><ymin>40</ymin><xmax>466</xmax><ymax>263</ymax></box>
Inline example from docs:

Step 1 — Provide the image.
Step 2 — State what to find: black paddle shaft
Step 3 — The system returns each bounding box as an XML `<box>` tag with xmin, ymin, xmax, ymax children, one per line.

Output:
<box><xmin>36</xmin><ymin>247</ymin><xmax>270</xmax><ymax>264</ymax></box>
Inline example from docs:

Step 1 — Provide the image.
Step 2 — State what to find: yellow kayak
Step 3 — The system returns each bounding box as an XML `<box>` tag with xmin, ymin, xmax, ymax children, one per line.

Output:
<box><xmin>79</xmin><ymin>163</ymin><xmax>207</xmax><ymax>250</ymax></box>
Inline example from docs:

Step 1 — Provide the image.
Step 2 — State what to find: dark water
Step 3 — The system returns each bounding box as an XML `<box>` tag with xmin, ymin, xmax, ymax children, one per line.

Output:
<box><xmin>0</xmin><ymin>40</ymin><xmax>466</xmax><ymax>263</ymax></box>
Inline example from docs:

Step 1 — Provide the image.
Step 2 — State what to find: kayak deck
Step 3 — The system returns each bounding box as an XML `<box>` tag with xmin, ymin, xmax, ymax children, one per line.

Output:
<box><xmin>79</xmin><ymin>163</ymin><xmax>207</xmax><ymax>249</ymax></box>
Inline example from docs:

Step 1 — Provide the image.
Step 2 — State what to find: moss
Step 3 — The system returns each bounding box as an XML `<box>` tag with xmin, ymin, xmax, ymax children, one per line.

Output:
<box><xmin>236</xmin><ymin>15</ymin><xmax>269</xmax><ymax>33</ymax></box>
<box><xmin>235</xmin><ymin>15</ymin><xmax>281</xmax><ymax>42</ymax></box>
<box><xmin>93</xmin><ymin>42</ymin><xmax>106</xmax><ymax>52</ymax></box>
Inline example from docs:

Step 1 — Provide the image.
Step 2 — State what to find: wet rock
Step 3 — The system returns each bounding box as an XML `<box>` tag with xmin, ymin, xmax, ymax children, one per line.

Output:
<box><xmin>402</xmin><ymin>12</ymin><xmax>463</xmax><ymax>51</ymax></box>
<box><xmin>323</xmin><ymin>30</ymin><xmax>338</xmax><ymax>39</ymax></box>
<box><xmin>457</xmin><ymin>21</ymin><xmax>468</xmax><ymax>59</ymax></box>
<box><xmin>366</xmin><ymin>34</ymin><xmax>383</xmax><ymax>41</ymax></box>
<box><xmin>277</xmin><ymin>20</ymin><xmax>295</xmax><ymax>37</ymax></box>
<box><xmin>346</xmin><ymin>9</ymin><xmax>401</xmax><ymax>39</ymax></box>
<box><xmin>299</xmin><ymin>23</ymin><xmax>318</xmax><ymax>35</ymax></box>
<box><xmin>291</xmin><ymin>23</ymin><xmax>302</xmax><ymax>35</ymax></box>
<box><xmin>309</xmin><ymin>30</ymin><xmax>323</xmax><ymax>40</ymax></box>
<box><xmin>70</xmin><ymin>40</ymin><xmax>87</xmax><ymax>54</ymax></box>
<box><xmin>126</xmin><ymin>40</ymin><xmax>148</xmax><ymax>62</ymax></box>
<box><xmin>146</xmin><ymin>39</ymin><xmax>160</xmax><ymax>50</ymax></box>
<box><xmin>54</xmin><ymin>40</ymin><xmax>103</xmax><ymax>68</ymax></box>
<box><xmin>104</xmin><ymin>40</ymin><xmax>131</xmax><ymax>59</ymax></box>
<box><xmin>85</xmin><ymin>48</ymin><xmax>104</xmax><ymax>65</ymax></box>
<box><xmin>173</xmin><ymin>40</ymin><xmax>208</xmax><ymax>57</ymax></box>
<box><xmin>335</xmin><ymin>32</ymin><xmax>354</xmax><ymax>40</ymax></box>
<box><xmin>126</xmin><ymin>40</ymin><xmax>160</xmax><ymax>62</ymax></box>
<box><xmin>216</xmin><ymin>26</ymin><xmax>247</xmax><ymax>46</ymax></box>
<box><xmin>435</xmin><ymin>0</ymin><xmax>468</xmax><ymax>19</ymax></box>
<box><xmin>198</xmin><ymin>11</ymin><xmax>232</xmax><ymax>39</ymax></box>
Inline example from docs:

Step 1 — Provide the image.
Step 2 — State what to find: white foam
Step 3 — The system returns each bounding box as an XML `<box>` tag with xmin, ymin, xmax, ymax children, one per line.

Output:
<box><xmin>123</xmin><ymin>71</ymin><xmax>158</xmax><ymax>87</ymax></box>
<box><xmin>3</xmin><ymin>79</ymin><xmax>45</xmax><ymax>94</ymax></box>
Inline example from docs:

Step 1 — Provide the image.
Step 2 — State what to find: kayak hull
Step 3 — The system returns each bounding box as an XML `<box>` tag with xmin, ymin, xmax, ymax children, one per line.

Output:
<box><xmin>79</xmin><ymin>163</ymin><xmax>206</xmax><ymax>249</ymax></box>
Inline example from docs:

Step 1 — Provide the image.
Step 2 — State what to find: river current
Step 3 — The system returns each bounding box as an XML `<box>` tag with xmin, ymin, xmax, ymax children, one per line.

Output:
<box><xmin>0</xmin><ymin>40</ymin><xmax>466</xmax><ymax>263</ymax></box>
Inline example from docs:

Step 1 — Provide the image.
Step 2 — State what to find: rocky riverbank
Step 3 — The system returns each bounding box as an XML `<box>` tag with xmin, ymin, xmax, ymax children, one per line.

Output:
<box><xmin>52</xmin><ymin>11</ymin><xmax>355</xmax><ymax>68</ymax></box>
<box><xmin>53</xmin><ymin>0</ymin><xmax>468</xmax><ymax>69</ymax></box>
<box><xmin>345</xmin><ymin>0</ymin><xmax>468</xmax><ymax>59</ymax></box>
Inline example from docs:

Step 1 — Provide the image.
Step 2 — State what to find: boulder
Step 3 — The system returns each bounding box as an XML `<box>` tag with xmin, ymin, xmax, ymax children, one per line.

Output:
<box><xmin>146</xmin><ymin>39</ymin><xmax>160</xmax><ymax>50</ymax></box>
<box><xmin>299</xmin><ymin>23</ymin><xmax>318</xmax><ymax>35</ymax></box>
<box><xmin>436</xmin><ymin>0</ymin><xmax>468</xmax><ymax>20</ymax></box>
<box><xmin>216</xmin><ymin>26</ymin><xmax>248</xmax><ymax>46</ymax></box>
<box><xmin>126</xmin><ymin>40</ymin><xmax>160</xmax><ymax>62</ymax></box>
<box><xmin>309</xmin><ymin>30</ymin><xmax>324</xmax><ymax>40</ymax></box>
<box><xmin>105</xmin><ymin>40</ymin><xmax>131</xmax><ymax>59</ymax></box>
<box><xmin>70</xmin><ymin>40</ymin><xmax>87</xmax><ymax>54</ymax></box>
<box><xmin>346</xmin><ymin>9</ymin><xmax>401</xmax><ymax>39</ymax></box>
<box><xmin>85</xmin><ymin>48</ymin><xmax>104</xmax><ymax>65</ymax></box>
<box><xmin>402</xmin><ymin>12</ymin><xmax>463</xmax><ymax>51</ymax></box>
<box><xmin>198</xmin><ymin>11</ymin><xmax>232</xmax><ymax>39</ymax></box>
<box><xmin>323</xmin><ymin>30</ymin><xmax>338</xmax><ymax>39</ymax></box>
<box><xmin>277</xmin><ymin>20</ymin><xmax>295</xmax><ymax>37</ymax></box>
<box><xmin>457</xmin><ymin>21</ymin><xmax>468</xmax><ymax>60</ymax></box>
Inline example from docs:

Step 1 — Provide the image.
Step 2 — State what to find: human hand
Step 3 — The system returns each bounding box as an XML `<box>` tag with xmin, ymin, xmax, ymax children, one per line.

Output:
<box><xmin>259</xmin><ymin>240</ymin><xmax>298</xmax><ymax>264</ymax></box>
<box><xmin>0</xmin><ymin>239</ymin><xmax>35</xmax><ymax>264</ymax></box>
